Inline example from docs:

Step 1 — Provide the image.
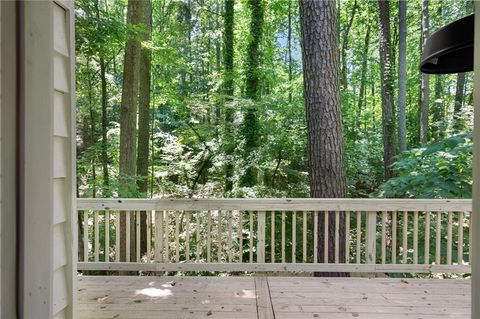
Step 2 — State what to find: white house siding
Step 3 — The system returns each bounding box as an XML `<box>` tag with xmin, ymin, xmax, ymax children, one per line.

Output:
<box><xmin>52</xmin><ymin>2</ymin><xmax>76</xmax><ymax>318</ymax></box>
<box><xmin>24</xmin><ymin>1</ymin><xmax>76</xmax><ymax>318</ymax></box>
<box><xmin>53</xmin><ymin>2</ymin><xmax>76</xmax><ymax>318</ymax></box>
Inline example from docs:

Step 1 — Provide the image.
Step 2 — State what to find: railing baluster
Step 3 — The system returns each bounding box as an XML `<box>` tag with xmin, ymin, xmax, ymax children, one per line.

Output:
<box><xmin>271</xmin><ymin>211</ymin><xmax>275</xmax><ymax>263</ymax></box>
<box><xmin>126</xmin><ymin>211</ymin><xmax>130</xmax><ymax>262</ymax></box>
<box><xmin>458</xmin><ymin>211</ymin><xmax>464</xmax><ymax>264</ymax></box>
<box><xmin>154</xmin><ymin>210</ymin><xmax>163</xmax><ymax>263</ymax></box>
<box><xmin>196</xmin><ymin>211</ymin><xmax>201</xmax><ymax>262</ymax></box>
<box><xmin>366</xmin><ymin>211</ymin><xmax>376</xmax><ymax>264</ymax></box>
<box><xmin>425</xmin><ymin>212</ymin><xmax>430</xmax><ymax>265</ymax></box>
<box><xmin>94</xmin><ymin>212</ymin><xmax>99</xmax><ymax>262</ymax></box>
<box><xmin>218</xmin><ymin>211</ymin><xmax>222</xmax><ymax>262</ymax></box>
<box><xmin>136</xmin><ymin>211</ymin><xmax>140</xmax><ymax>262</ymax></box>
<box><xmin>447</xmin><ymin>211</ymin><xmax>453</xmax><ymax>265</ymax></box>
<box><xmin>335</xmin><ymin>211</ymin><xmax>340</xmax><ymax>264</ymax></box>
<box><xmin>402</xmin><ymin>211</ymin><xmax>408</xmax><ymax>264</ymax></box>
<box><xmin>314</xmin><ymin>211</ymin><xmax>318</xmax><ymax>263</ymax></box>
<box><xmin>436</xmin><ymin>211</ymin><xmax>441</xmax><ymax>265</ymax></box>
<box><xmin>257</xmin><ymin>211</ymin><xmax>266</xmax><ymax>263</ymax></box>
<box><xmin>345</xmin><ymin>211</ymin><xmax>350</xmax><ymax>264</ymax></box>
<box><xmin>83</xmin><ymin>211</ymin><xmax>88</xmax><ymax>262</ymax></box>
<box><xmin>207</xmin><ymin>211</ymin><xmax>211</xmax><ymax>263</ymax></box>
<box><xmin>175</xmin><ymin>211</ymin><xmax>180</xmax><ymax>263</ymax></box>
<box><xmin>115</xmin><ymin>212</ymin><xmax>120</xmax><ymax>262</ymax></box>
<box><xmin>164</xmin><ymin>211</ymin><xmax>169</xmax><ymax>262</ymax></box>
<box><xmin>227</xmin><ymin>211</ymin><xmax>233</xmax><ymax>263</ymax></box>
<box><xmin>238</xmin><ymin>211</ymin><xmax>243</xmax><ymax>263</ymax></box>
<box><xmin>146</xmin><ymin>211</ymin><xmax>151</xmax><ymax>262</ymax></box>
<box><xmin>185</xmin><ymin>211</ymin><xmax>190</xmax><ymax>262</ymax></box>
<box><xmin>292</xmin><ymin>211</ymin><xmax>296</xmax><ymax>263</ymax></box>
<box><xmin>324</xmin><ymin>211</ymin><xmax>328</xmax><ymax>263</ymax></box>
<box><xmin>281</xmin><ymin>211</ymin><xmax>286</xmax><ymax>263</ymax></box>
<box><xmin>392</xmin><ymin>211</ymin><xmax>397</xmax><ymax>264</ymax></box>
<box><xmin>381</xmin><ymin>211</ymin><xmax>386</xmax><ymax>264</ymax></box>
<box><xmin>249</xmin><ymin>211</ymin><xmax>253</xmax><ymax>263</ymax></box>
<box><xmin>413</xmin><ymin>211</ymin><xmax>418</xmax><ymax>265</ymax></box>
<box><xmin>303</xmin><ymin>211</ymin><xmax>307</xmax><ymax>263</ymax></box>
<box><xmin>356</xmin><ymin>212</ymin><xmax>361</xmax><ymax>264</ymax></box>
<box><xmin>105</xmin><ymin>211</ymin><xmax>110</xmax><ymax>262</ymax></box>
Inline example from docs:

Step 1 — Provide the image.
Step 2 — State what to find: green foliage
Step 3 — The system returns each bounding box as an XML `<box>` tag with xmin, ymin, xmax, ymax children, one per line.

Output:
<box><xmin>75</xmin><ymin>0</ymin><xmax>473</xmax><ymax>201</ymax></box>
<box><xmin>375</xmin><ymin>134</ymin><xmax>472</xmax><ymax>199</ymax></box>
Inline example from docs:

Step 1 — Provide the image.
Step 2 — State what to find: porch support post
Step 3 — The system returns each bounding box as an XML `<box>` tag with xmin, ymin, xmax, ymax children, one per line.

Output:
<box><xmin>472</xmin><ymin>5</ymin><xmax>480</xmax><ymax>319</ymax></box>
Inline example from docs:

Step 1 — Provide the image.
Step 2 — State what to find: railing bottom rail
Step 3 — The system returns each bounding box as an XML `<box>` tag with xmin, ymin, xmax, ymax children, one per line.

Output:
<box><xmin>77</xmin><ymin>262</ymin><xmax>471</xmax><ymax>273</ymax></box>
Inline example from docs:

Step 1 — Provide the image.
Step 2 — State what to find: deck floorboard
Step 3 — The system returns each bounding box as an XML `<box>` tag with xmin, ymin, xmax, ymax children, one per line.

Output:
<box><xmin>78</xmin><ymin>275</ymin><xmax>471</xmax><ymax>319</ymax></box>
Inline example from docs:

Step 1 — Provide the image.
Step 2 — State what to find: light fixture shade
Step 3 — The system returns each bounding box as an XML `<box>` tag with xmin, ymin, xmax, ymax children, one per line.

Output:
<box><xmin>420</xmin><ymin>14</ymin><xmax>474</xmax><ymax>74</ymax></box>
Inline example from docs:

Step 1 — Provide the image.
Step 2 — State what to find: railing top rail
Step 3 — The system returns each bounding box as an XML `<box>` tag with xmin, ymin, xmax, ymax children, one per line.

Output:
<box><xmin>77</xmin><ymin>198</ymin><xmax>472</xmax><ymax>212</ymax></box>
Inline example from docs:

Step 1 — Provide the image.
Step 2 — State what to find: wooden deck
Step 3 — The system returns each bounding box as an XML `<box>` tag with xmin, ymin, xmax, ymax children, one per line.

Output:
<box><xmin>78</xmin><ymin>276</ymin><xmax>471</xmax><ymax>319</ymax></box>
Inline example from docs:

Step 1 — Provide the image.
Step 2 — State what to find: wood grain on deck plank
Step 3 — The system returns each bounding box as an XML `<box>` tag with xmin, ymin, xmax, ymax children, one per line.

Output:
<box><xmin>78</xmin><ymin>276</ymin><xmax>470</xmax><ymax>319</ymax></box>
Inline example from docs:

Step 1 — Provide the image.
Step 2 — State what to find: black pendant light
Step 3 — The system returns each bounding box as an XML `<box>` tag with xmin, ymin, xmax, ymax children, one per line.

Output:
<box><xmin>420</xmin><ymin>14</ymin><xmax>474</xmax><ymax>74</ymax></box>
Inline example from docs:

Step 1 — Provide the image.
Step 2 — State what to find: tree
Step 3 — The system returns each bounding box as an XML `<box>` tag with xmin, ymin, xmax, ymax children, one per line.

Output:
<box><xmin>340</xmin><ymin>0</ymin><xmax>358</xmax><ymax>91</ymax></box>
<box><xmin>223</xmin><ymin>0</ymin><xmax>235</xmax><ymax>193</ymax></box>
<box><xmin>93</xmin><ymin>0</ymin><xmax>111</xmax><ymax>196</ymax></box>
<box><xmin>419</xmin><ymin>0</ymin><xmax>430</xmax><ymax>146</ymax></box>
<box><xmin>398</xmin><ymin>0</ymin><xmax>407</xmax><ymax>152</ymax></box>
<box><xmin>240</xmin><ymin>0</ymin><xmax>264</xmax><ymax>188</ymax></box>
<box><xmin>137</xmin><ymin>0</ymin><xmax>152</xmax><ymax>256</ymax></box>
<box><xmin>299</xmin><ymin>0</ymin><xmax>347</xmax><ymax>275</ymax></box>
<box><xmin>431</xmin><ymin>74</ymin><xmax>445</xmax><ymax>141</ymax></box>
<box><xmin>119</xmin><ymin>0</ymin><xmax>143</xmax><ymax>262</ymax></box>
<box><xmin>453</xmin><ymin>72</ymin><xmax>466</xmax><ymax>133</ymax></box>
<box><xmin>377</xmin><ymin>0</ymin><xmax>396</xmax><ymax>180</ymax></box>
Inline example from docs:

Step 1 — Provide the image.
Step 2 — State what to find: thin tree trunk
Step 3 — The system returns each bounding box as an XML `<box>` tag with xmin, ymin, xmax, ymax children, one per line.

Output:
<box><xmin>340</xmin><ymin>0</ymin><xmax>358</xmax><ymax>91</ymax></box>
<box><xmin>119</xmin><ymin>0</ymin><xmax>143</xmax><ymax>262</ymax></box>
<box><xmin>398</xmin><ymin>0</ymin><xmax>407</xmax><ymax>152</ymax></box>
<box><xmin>137</xmin><ymin>0</ymin><xmax>152</xmax><ymax>258</ymax></box>
<box><xmin>215</xmin><ymin>3</ymin><xmax>222</xmax><ymax>129</ymax></box>
<box><xmin>453</xmin><ymin>72</ymin><xmax>466</xmax><ymax>133</ymax></box>
<box><xmin>377</xmin><ymin>0</ymin><xmax>396</xmax><ymax>180</ymax></box>
<box><xmin>223</xmin><ymin>0</ymin><xmax>235</xmax><ymax>193</ymax></box>
<box><xmin>240</xmin><ymin>0</ymin><xmax>264</xmax><ymax>187</ymax></box>
<box><xmin>287</xmin><ymin>0</ymin><xmax>293</xmax><ymax>103</ymax></box>
<box><xmin>357</xmin><ymin>23</ymin><xmax>370</xmax><ymax>136</ymax></box>
<box><xmin>431</xmin><ymin>75</ymin><xmax>444</xmax><ymax>141</ymax></box>
<box><xmin>94</xmin><ymin>0</ymin><xmax>111</xmax><ymax>196</ymax></box>
<box><xmin>419</xmin><ymin>0</ymin><xmax>430</xmax><ymax>145</ymax></box>
<box><xmin>299</xmin><ymin>0</ymin><xmax>347</xmax><ymax>276</ymax></box>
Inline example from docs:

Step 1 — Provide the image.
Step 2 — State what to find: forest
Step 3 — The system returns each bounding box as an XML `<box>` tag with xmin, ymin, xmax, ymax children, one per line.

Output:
<box><xmin>75</xmin><ymin>0</ymin><xmax>474</xmax><ymax>202</ymax></box>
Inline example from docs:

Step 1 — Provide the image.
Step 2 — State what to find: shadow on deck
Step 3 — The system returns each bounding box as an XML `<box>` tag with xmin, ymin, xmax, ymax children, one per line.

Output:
<box><xmin>77</xmin><ymin>275</ymin><xmax>470</xmax><ymax>319</ymax></box>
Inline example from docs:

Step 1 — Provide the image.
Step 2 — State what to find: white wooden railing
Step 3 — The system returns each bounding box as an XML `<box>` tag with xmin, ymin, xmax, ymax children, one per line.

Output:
<box><xmin>77</xmin><ymin>198</ymin><xmax>472</xmax><ymax>273</ymax></box>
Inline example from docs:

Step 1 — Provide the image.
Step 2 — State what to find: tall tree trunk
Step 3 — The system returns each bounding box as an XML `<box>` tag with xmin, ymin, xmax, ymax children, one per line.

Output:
<box><xmin>431</xmin><ymin>75</ymin><xmax>444</xmax><ymax>141</ymax></box>
<box><xmin>119</xmin><ymin>0</ymin><xmax>143</xmax><ymax>262</ymax></box>
<box><xmin>357</xmin><ymin>22</ymin><xmax>370</xmax><ymax>136</ymax></box>
<box><xmin>340</xmin><ymin>0</ymin><xmax>358</xmax><ymax>91</ymax></box>
<box><xmin>223</xmin><ymin>0</ymin><xmax>235</xmax><ymax>193</ymax></box>
<box><xmin>137</xmin><ymin>0</ymin><xmax>152</xmax><ymax>258</ymax></box>
<box><xmin>419</xmin><ymin>0</ymin><xmax>430</xmax><ymax>145</ymax></box>
<box><xmin>215</xmin><ymin>3</ymin><xmax>222</xmax><ymax>129</ymax></box>
<box><xmin>377</xmin><ymin>0</ymin><xmax>396</xmax><ymax>180</ymax></box>
<box><xmin>299</xmin><ymin>0</ymin><xmax>347</xmax><ymax>276</ymax></box>
<box><xmin>287</xmin><ymin>0</ymin><xmax>293</xmax><ymax>103</ymax></box>
<box><xmin>453</xmin><ymin>72</ymin><xmax>466</xmax><ymax>133</ymax></box>
<box><xmin>430</xmin><ymin>5</ymin><xmax>444</xmax><ymax>142</ymax></box>
<box><xmin>94</xmin><ymin>0</ymin><xmax>111</xmax><ymax>196</ymax></box>
<box><xmin>240</xmin><ymin>0</ymin><xmax>264</xmax><ymax>187</ymax></box>
<box><xmin>397</xmin><ymin>0</ymin><xmax>407</xmax><ymax>152</ymax></box>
